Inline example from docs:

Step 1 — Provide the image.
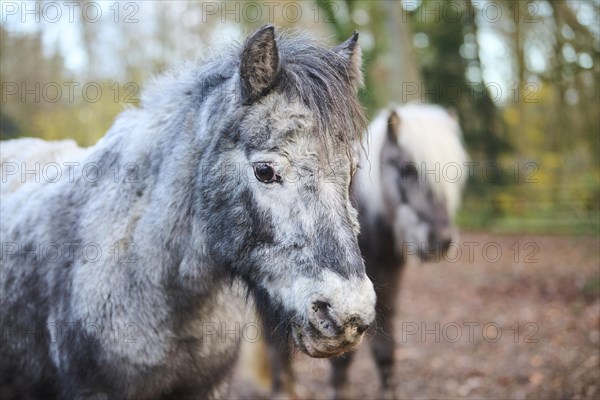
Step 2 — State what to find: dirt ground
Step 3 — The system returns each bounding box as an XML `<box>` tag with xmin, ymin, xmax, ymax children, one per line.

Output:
<box><xmin>229</xmin><ymin>231</ymin><xmax>600</xmax><ymax>399</ymax></box>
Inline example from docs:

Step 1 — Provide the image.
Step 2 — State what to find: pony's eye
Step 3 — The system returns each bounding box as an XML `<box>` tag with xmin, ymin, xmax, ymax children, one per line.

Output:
<box><xmin>254</xmin><ymin>163</ymin><xmax>279</xmax><ymax>183</ymax></box>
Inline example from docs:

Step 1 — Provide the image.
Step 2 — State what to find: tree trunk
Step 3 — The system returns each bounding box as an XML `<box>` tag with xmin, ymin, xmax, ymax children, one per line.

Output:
<box><xmin>383</xmin><ymin>1</ymin><xmax>422</xmax><ymax>103</ymax></box>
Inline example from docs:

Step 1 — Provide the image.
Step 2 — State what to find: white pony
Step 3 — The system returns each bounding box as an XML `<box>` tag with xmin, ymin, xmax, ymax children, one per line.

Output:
<box><xmin>0</xmin><ymin>138</ymin><xmax>88</xmax><ymax>198</ymax></box>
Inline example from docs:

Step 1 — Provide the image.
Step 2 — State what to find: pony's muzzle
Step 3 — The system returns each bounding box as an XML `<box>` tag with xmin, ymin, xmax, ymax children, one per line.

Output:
<box><xmin>430</xmin><ymin>225</ymin><xmax>455</xmax><ymax>255</ymax></box>
<box><xmin>291</xmin><ymin>295</ymin><xmax>373</xmax><ymax>358</ymax></box>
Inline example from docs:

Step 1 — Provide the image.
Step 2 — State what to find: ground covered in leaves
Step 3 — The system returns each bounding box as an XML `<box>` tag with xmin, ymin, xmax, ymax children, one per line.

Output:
<box><xmin>230</xmin><ymin>231</ymin><xmax>600</xmax><ymax>399</ymax></box>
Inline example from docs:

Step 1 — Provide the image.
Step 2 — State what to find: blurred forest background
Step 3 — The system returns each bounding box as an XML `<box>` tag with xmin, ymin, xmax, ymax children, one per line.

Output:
<box><xmin>1</xmin><ymin>0</ymin><xmax>599</xmax><ymax>235</ymax></box>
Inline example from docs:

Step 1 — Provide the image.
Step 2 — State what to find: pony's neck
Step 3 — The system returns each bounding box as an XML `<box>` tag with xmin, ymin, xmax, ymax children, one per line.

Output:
<box><xmin>92</xmin><ymin>103</ymin><xmax>224</xmax><ymax>297</ymax></box>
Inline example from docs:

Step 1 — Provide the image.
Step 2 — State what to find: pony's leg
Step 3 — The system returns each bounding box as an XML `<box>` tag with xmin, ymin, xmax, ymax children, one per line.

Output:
<box><xmin>370</xmin><ymin>264</ymin><xmax>404</xmax><ymax>400</ymax></box>
<box><xmin>267</xmin><ymin>340</ymin><xmax>297</xmax><ymax>400</ymax></box>
<box><xmin>370</xmin><ymin>315</ymin><xmax>395</xmax><ymax>400</ymax></box>
<box><xmin>330</xmin><ymin>351</ymin><xmax>355</xmax><ymax>400</ymax></box>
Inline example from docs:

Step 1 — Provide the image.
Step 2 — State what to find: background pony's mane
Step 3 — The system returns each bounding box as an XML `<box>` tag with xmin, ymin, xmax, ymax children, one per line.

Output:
<box><xmin>139</xmin><ymin>30</ymin><xmax>366</xmax><ymax>149</ymax></box>
<box><xmin>356</xmin><ymin>103</ymin><xmax>468</xmax><ymax>217</ymax></box>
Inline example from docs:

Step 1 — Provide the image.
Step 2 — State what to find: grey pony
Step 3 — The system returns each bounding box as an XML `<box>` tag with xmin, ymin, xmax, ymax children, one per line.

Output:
<box><xmin>0</xmin><ymin>25</ymin><xmax>376</xmax><ymax>399</ymax></box>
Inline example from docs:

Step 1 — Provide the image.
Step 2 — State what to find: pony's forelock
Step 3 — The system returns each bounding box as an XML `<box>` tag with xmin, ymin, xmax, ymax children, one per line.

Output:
<box><xmin>394</xmin><ymin>104</ymin><xmax>469</xmax><ymax>216</ymax></box>
<box><xmin>354</xmin><ymin>104</ymin><xmax>469</xmax><ymax>218</ymax></box>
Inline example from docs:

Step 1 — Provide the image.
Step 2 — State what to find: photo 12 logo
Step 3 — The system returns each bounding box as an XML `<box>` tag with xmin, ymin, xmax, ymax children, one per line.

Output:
<box><xmin>403</xmin><ymin>240</ymin><xmax>540</xmax><ymax>264</ymax></box>
<box><xmin>1</xmin><ymin>82</ymin><xmax>139</xmax><ymax>104</ymax></box>
<box><xmin>1</xmin><ymin>240</ymin><xmax>139</xmax><ymax>265</ymax></box>
<box><xmin>1</xmin><ymin>321</ymin><xmax>140</xmax><ymax>344</ymax></box>
<box><xmin>1</xmin><ymin>161</ymin><xmax>140</xmax><ymax>185</ymax></box>
<box><xmin>401</xmin><ymin>81</ymin><xmax>540</xmax><ymax>104</ymax></box>
<box><xmin>1</xmin><ymin>2</ymin><xmax>140</xmax><ymax>24</ymax></box>
<box><xmin>396</xmin><ymin>161</ymin><xmax>539</xmax><ymax>184</ymax></box>
<box><xmin>401</xmin><ymin>321</ymin><xmax>540</xmax><ymax>344</ymax></box>
<box><xmin>400</xmin><ymin>1</ymin><xmax>541</xmax><ymax>24</ymax></box>
<box><xmin>199</xmin><ymin>1</ymin><xmax>340</xmax><ymax>24</ymax></box>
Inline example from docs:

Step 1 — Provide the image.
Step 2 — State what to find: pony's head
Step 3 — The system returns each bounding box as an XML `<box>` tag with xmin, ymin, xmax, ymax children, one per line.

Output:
<box><xmin>356</xmin><ymin>104</ymin><xmax>468</xmax><ymax>261</ymax></box>
<box><xmin>197</xmin><ymin>26</ymin><xmax>375</xmax><ymax>357</ymax></box>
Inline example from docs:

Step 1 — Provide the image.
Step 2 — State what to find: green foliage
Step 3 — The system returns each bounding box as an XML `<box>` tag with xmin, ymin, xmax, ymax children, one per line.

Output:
<box><xmin>1</xmin><ymin>80</ymin><xmax>136</xmax><ymax>146</ymax></box>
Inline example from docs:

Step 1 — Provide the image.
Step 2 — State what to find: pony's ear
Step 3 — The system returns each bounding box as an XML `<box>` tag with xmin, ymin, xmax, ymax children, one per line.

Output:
<box><xmin>334</xmin><ymin>31</ymin><xmax>363</xmax><ymax>90</ymax></box>
<box><xmin>240</xmin><ymin>25</ymin><xmax>279</xmax><ymax>105</ymax></box>
<box><xmin>387</xmin><ymin>111</ymin><xmax>401</xmax><ymax>143</ymax></box>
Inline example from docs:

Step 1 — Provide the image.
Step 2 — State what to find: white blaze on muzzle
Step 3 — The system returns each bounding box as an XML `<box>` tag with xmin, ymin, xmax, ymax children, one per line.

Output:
<box><xmin>272</xmin><ymin>269</ymin><xmax>376</xmax><ymax>328</ymax></box>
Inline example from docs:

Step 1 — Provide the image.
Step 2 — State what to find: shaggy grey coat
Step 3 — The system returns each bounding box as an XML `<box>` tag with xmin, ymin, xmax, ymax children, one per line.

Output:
<box><xmin>0</xmin><ymin>26</ymin><xmax>376</xmax><ymax>399</ymax></box>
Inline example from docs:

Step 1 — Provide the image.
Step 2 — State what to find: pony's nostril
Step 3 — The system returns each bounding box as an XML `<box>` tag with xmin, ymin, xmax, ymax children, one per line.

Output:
<box><xmin>356</xmin><ymin>323</ymin><xmax>370</xmax><ymax>335</ymax></box>
<box><xmin>312</xmin><ymin>300</ymin><xmax>331</xmax><ymax>313</ymax></box>
<box><xmin>309</xmin><ymin>300</ymin><xmax>343</xmax><ymax>336</ymax></box>
<box><xmin>346</xmin><ymin>316</ymin><xmax>370</xmax><ymax>335</ymax></box>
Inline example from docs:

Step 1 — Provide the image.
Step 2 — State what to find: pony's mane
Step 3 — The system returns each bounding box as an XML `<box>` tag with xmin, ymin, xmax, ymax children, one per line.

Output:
<box><xmin>140</xmin><ymin>30</ymin><xmax>366</xmax><ymax>148</ymax></box>
<box><xmin>356</xmin><ymin>104</ymin><xmax>469</xmax><ymax>217</ymax></box>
